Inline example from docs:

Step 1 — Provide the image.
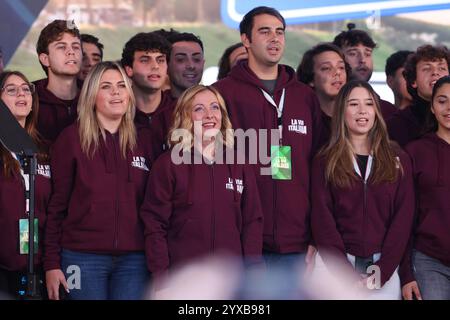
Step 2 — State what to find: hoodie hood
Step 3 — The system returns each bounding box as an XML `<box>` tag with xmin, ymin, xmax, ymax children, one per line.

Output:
<box><xmin>229</xmin><ymin>60</ymin><xmax>297</xmax><ymax>95</ymax></box>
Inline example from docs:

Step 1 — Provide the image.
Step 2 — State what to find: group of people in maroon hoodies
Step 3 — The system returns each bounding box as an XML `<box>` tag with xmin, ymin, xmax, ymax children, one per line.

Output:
<box><xmin>1</xmin><ymin>5</ymin><xmax>449</xmax><ymax>300</ymax></box>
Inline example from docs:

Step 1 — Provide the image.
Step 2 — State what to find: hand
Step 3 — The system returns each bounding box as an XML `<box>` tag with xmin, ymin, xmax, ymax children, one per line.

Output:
<box><xmin>46</xmin><ymin>269</ymin><xmax>69</xmax><ymax>300</ymax></box>
<box><xmin>402</xmin><ymin>281</ymin><xmax>422</xmax><ymax>300</ymax></box>
<box><xmin>304</xmin><ymin>245</ymin><xmax>317</xmax><ymax>276</ymax></box>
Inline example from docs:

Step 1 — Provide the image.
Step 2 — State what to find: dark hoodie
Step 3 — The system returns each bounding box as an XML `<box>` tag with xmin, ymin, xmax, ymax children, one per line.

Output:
<box><xmin>380</xmin><ymin>99</ymin><xmax>397</xmax><ymax>121</ymax></box>
<box><xmin>311</xmin><ymin>151</ymin><xmax>415</xmax><ymax>287</ymax></box>
<box><xmin>399</xmin><ymin>133</ymin><xmax>450</xmax><ymax>286</ymax></box>
<box><xmin>43</xmin><ymin>124</ymin><xmax>152</xmax><ymax>271</ymax></box>
<box><xmin>139</xmin><ymin>149</ymin><xmax>263</xmax><ymax>276</ymax></box>
<box><xmin>387</xmin><ymin>96</ymin><xmax>429</xmax><ymax>146</ymax></box>
<box><xmin>34</xmin><ymin>78</ymin><xmax>79</xmax><ymax>144</ymax></box>
<box><xmin>214</xmin><ymin>60</ymin><xmax>322</xmax><ymax>253</ymax></box>
<box><xmin>134</xmin><ymin>90</ymin><xmax>177</xmax><ymax>160</ymax></box>
<box><xmin>0</xmin><ymin>157</ymin><xmax>51</xmax><ymax>272</ymax></box>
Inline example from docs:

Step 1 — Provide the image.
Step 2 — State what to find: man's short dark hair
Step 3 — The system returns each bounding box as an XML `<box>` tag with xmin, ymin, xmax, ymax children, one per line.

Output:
<box><xmin>121</xmin><ymin>31</ymin><xmax>171</xmax><ymax>68</ymax></box>
<box><xmin>167</xmin><ymin>32</ymin><xmax>204</xmax><ymax>52</ymax></box>
<box><xmin>297</xmin><ymin>42</ymin><xmax>350</xmax><ymax>85</ymax></box>
<box><xmin>81</xmin><ymin>33</ymin><xmax>104</xmax><ymax>59</ymax></box>
<box><xmin>385</xmin><ymin>50</ymin><xmax>413</xmax><ymax>77</ymax></box>
<box><xmin>239</xmin><ymin>6</ymin><xmax>286</xmax><ymax>42</ymax></box>
<box><xmin>333</xmin><ymin>23</ymin><xmax>376</xmax><ymax>49</ymax></box>
<box><xmin>403</xmin><ymin>45</ymin><xmax>450</xmax><ymax>98</ymax></box>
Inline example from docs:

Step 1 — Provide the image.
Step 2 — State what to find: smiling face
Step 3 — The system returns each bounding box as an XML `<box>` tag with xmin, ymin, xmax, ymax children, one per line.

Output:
<box><xmin>432</xmin><ymin>82</ymin><xmax>450</xmax><ymax>132</ymax></box>
<box><xmin>39</xmin><ymin>32</ymin><xmax>82</xmax><ymax>77</ymax></box>
<box><xmin>125</xmin><ymin>50</ymin><xmax>167</xmax><ymax>93</ymax></box>
<box><xmin>95</xmin><ymin>69</ymin><xmax>130</xmax><ymax>125</ymax></box>
<box><xmin>169</xmin><ymin>41</ymin><xmax>204</xmax><ymax>92</ymax></box>
<box><xmin>344</xmin><ymin>87</ymin><xmax>376</xmax><ymax>139</ymax></box>
<box><xmin>342</xmin><ymin>43</ymin><xmax>373</xmax><ymax>82</ymax></box>
<box><xmin>311</xmin><ymin>50</ymin><xmax>347</xmax><ymax>100</ymax></box>
<box><xmin>1</xmin><ymin>74</ymin><xmax>33</xmax><ymax>126</ymax></box>
<box><xmin>413</xmin><ymin>59</ymin><xmax>449</xmax><ymax>101</ymax></box>
<box><xmin>241</xmin><ymin>13</ymin><xmax>285</xmax><ymax>68</ymax></box>
<box><xmin>190</xmin><ymin>89</ymin><xmax>222</xmax><ymax>141</ymax></box>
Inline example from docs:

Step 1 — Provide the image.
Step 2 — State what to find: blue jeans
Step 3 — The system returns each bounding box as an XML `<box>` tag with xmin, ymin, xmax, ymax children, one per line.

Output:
<box><xmin>238</xmin><ymin>251</ymin><xmax>306</xmax><ymax>299</ymax></box>
<box><xmin>413</xmin><ymin>250</ymin><xmax>450</xmax><ymax>300</ymax></box>
<box><xmin>61</xmin><ymin>249</ymin><xmax>150</xmax><ymax>300</ymax></box>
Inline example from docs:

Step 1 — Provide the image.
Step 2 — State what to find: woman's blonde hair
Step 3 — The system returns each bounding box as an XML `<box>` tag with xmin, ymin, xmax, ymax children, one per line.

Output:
<box><xmin>77</xmin><ymin>61</ymin><xmax>136</xmax><ymax>158</ymax></box>
<box><xmin>167</xmin><ymin>85</ymin><xmax>234</xmax><ymax>151</ymax></box>
<box><xmin>320</xmin><ymin>80</ymin><xmax>402</xmax><ymax>188</ymax></box>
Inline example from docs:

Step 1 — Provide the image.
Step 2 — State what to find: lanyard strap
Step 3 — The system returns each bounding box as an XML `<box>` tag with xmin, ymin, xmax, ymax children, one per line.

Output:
<box><xmin>261</xmin><ymin>88</ymin><xmax>286</xmax><ymax>142</ymax></box>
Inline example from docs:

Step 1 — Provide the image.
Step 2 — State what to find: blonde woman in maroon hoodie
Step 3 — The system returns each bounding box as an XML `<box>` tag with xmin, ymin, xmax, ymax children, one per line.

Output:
<box><xmin>401</xmin><ymin>75</ymin><xmax>450</xmax><ymax>300</ymax></box>
<box><xmin>44</xmin><ymin>61</ymin><xmax>152</xmax><ymax>300</ymax></box>
<box><xmin>311</xmin><ymin>80</ymin><xmax>415</xmax><ymax>299</ymax></box>
<box><xmin>139</xmin><ymin>85</ymin><xmax>263</xmax><ymax>288</ymax></box>
<box><xmin>0</xmin><ymin>71</ymin><xmax>50</xmax><ymax>298</ymax></box>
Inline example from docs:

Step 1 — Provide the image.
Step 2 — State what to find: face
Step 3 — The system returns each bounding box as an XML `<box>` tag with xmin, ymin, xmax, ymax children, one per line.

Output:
<box><xmin>39</xmin><ymin>32</ymin><xmax>82</xmax><ymax>77</ymax></box>
<box><xmin>431</xmin><ymin>82</ymin><xmax>450</xmax><ymax>132</ymax></box>
<box><xmin>169</xmin><ymin>41</ymin><xmax>204</xmax><ymax>91</ymax></box>
<box><xmin>342</xmin><ymin>43</ymin><xmax>373</xmax><ymax>82</ymax></box>
<box><xmin>241</xmin><ymin>14</ymin><xmax>285</xmax><ymax>67</ymax></box>
<box><xmin>125</xmin><ymin>51</ymin><xmax>167</xmax><ymax>93</ymax></box>
<box><xmin>79</xmin><ymin>42</ymin><xmax>102</xmax><ymax>81</ymax></box>
<box><xmin>95</xmin><ymin>69</ymin><xmax>130</xmax><ymax>124</ymax></box>
<box><xmin>191</xmin><ymin>90</ymin><xmax>222</xmax><ymax>140</ymax></box>
<box><xmin>311</xmin><ymin>51</ymin><xmax>347</xmax><ymax>99</ymax></box>
<box><xmin>344</xmin><ymin>87</ymin><xmax>376</xmax><ymax>138</ymax></box>
<box><xmin>387</xmin><ymin>67</ymin><xmax>412</xmax><ymax>103</ymax></box>
<box><xmin>413</xmin><ymin>59</ymin><xmax>449</xmax><ymax>101</ymax></box>
<box><xmin>229</xmin><ymin>46</ymin><xmax>248</xmax><ymax>68</ymax></box>
<box><xmin>1</xmin><ymin>74</ymin><xmax>33</xmax><ymax>125</ymax></box>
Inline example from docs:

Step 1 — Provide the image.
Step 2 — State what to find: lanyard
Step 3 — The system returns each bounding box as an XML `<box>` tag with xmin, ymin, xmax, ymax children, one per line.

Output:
<box><xmin>261</xmin><ymin>88</ymin><xmax>286</xmax><ymax>143</ymax></box>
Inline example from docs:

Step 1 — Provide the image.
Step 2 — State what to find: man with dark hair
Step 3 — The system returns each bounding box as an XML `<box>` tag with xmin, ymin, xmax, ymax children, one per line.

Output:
<box><xmin>0</xmin><ymin>47</ymin><xmax>4</xmax><ymax>73</ymax></box>
<box><xmin>388</xmin><ymin>45</ymin><xmax>450</xmax><ymax>146</ymax></box>
<box><xmin>214</xmin><ymin>6</ymin><xmax>320</xmax><ymax>275</ymax></box>
<box><xmin>35</xmin><ymin>19</ymin><xmax>82</xmax><ymax>143</ymax></box>
<box><xmin>385</xmin><ymin>50</ymin><xmax>413</xmax><ymax>110</ymax></box>
<box><xmin>167</xmin><ymin>31</ymin><xmax>205</xmax><ymax>98</ymax></box>
<box><xmin>333</xmin><ymin>24</ymin><xmax>396</xmax><ymax>120</ymax></box>
<box><xmin>121</xmin><ymin>31</ymin><xmax>175</xmax><ymax>158</ymax></box>
<box><xmin>78</xmin><ymin>33</ymin><xmax>104</xmax><ymax>81</ymax></box>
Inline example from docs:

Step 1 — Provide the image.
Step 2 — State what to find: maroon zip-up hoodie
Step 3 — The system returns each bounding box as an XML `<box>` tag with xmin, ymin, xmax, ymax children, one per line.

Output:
<box><xmin>134</xmin><ymin>90</ymin><xmax>176</xmax><ymax>160</ymax></box>
<box><xmin>311</xmin><ymin>151</ymin><xmax>415</xmax><ymax>287</ymax></box>
<box><xmin>387</xmin><ymin>96</ymin><xmax>429</xmax><ymax>146</ymax></box>
<box><xmin>0</xmin><ymin>159</ymin><xmax>51</xmax><ymax>271</ymax></box>
<box><xmin>34</xmin><ymin>78</ymin><xmax>79</xmax><ymax>144</ymax></box>
<box><xmin>399</xmin><ymin>133</ymin><xmax>450</xmax><ymax>286</ymax></box>
<box><xmin>380</xmin><ymin>98</ymin><xmax>397</xmax><ymax>121</ymax></box>
<box><xmin>43</xmin><ymin>124</ymin><xmax>152</xmax><ymax>271</ymax></box>
<box><xmin>214</xmin><ymin>61</ymin><xmax>322</xmax><ymax>254</ymax></box>
<box><xmin>139</xmin><ymin>149</ymin><xmax>263</xmax><ymax>276</ymax></box>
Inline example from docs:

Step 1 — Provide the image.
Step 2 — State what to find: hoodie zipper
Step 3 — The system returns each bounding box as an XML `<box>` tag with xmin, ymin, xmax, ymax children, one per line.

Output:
<box><xmin>362</xmin><ymin>179</ymin><xmax>368</xmax><ymax>257</ymax></box>
<box><xmin>210</xmin><ymin>164</ymin><xmax>216</xmax><ymax>252</ymax></box>
<box><xmin>112</xmin><ymin>135</ymin><xmax>119</xmax><ymax>249</ymax></box>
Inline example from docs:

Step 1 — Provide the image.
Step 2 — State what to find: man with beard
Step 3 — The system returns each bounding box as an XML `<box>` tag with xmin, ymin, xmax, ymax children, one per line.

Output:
<box><xmin>35</xmin><ymin>20</ymin><xmax>82</xmax><ymax>143</ymax></box>
<box><xmin>167</xmin><ymin>32</ymin><xmax>205</xmax><ymax>99</ymax></box>
<box><xmin>122</xmin><ymin>32</ymin><xmax>175</xmax><ymax>159</ymax></box>
<box><xmin>214</xmin><ymin>6</ymin><xmax>321</xmax><ymax>281</ymax></box>
<box><xmin>333</xmin><ymin>24</ymin><xmax>397</xmax><ymax>120</ymax></box>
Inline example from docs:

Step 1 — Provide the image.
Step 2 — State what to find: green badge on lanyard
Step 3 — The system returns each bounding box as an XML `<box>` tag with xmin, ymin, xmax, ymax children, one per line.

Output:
<box><xmin>19</xmin><ymin>218</ymin><xmax>38</xmax><ymax>255</ymax></box>
<box><xmin>271</xmin><ymin>145</ymin><xmax>292</xmax><ymax>180</ymax></box>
